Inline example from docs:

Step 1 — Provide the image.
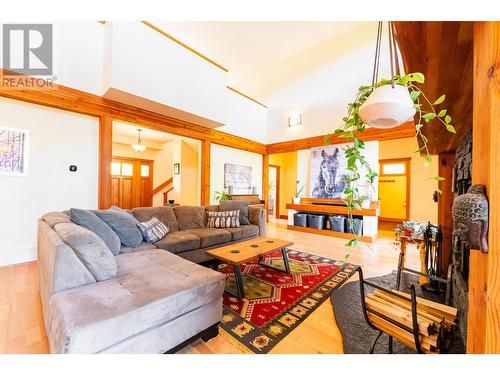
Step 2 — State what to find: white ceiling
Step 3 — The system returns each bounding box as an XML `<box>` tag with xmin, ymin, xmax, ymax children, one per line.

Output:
<box><xmin>154</xmin><ymin>22</ymin><xmax>372</xmax><ymax>103</ymax></box>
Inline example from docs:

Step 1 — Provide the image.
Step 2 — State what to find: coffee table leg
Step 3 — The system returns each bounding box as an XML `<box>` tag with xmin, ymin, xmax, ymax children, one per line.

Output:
<box><xmin>233</xmin><ymin>265</ymin><xmax>245</xmax><ymax>300</ymax></box>
<box><xmin>281</xmin><ymin>248</ymin><xmax>291</xmax><ymax>273</ymax></box>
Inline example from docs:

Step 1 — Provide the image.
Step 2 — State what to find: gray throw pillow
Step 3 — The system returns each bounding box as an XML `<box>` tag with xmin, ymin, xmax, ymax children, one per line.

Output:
<box><xmin>137</xmin><ymin>216</ymin><xmax>170</xmax><ymax>243</ymax></box>
<box><xmin>54</xmin><ymin>222</ymin><xmax>118</xmax><ymax>282</ymax></box>
<box><xmin>207</xmin><ymin>210</ymin><xmax>240</xmax><ymax>228</ymax></box>
<box><xmin>69</xmin><ymin>208</ymin><xmax>122</xmax><ymax>255</ymax></box>
<box><xmin>95</xmin><ymin>208</ymin><xmax>143</xmax><ymax>248</ymax></box>
<box><xmin>220</xmin><ymin>200</ymin><xmax>250</xmax><ymax>225</ymax></box>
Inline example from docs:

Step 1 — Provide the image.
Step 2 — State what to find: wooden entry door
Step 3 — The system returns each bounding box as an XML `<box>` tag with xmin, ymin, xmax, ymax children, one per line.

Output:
<box><xmin>378</xmin><ymin>158</ymin><xmax>411</xmax><ymax>222</ymax></box>
<box><xmin>111</xmin><ymin>156</ymin><xmax>154</xmax><ymax>209</ymax></box>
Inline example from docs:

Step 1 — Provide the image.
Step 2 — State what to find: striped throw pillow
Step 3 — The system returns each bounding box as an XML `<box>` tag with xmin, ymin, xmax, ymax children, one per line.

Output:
<box><xmin>207</xmin><ymin>210</ymin><xmax>240</xmax><ymax>228</ymax></box>
<box><xmin>137</xmin><ymin>216</ymin><xmax>169</xmax><ymax>243</ymax></box>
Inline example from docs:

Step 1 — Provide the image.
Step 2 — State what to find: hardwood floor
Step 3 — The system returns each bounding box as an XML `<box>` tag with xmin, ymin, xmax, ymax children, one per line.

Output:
<box><xmin>0</xmin><ymin>219</ymin><xmax>419</xmax><ymax>354</ymax></box>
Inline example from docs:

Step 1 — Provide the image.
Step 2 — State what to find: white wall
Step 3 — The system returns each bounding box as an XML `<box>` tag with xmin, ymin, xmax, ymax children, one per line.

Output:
<box><xmin>219</xmin><ymin>89</ymin><xmax>268</xmax><ymax>143</ymax></box>
<box><xmin>0</xmin><ymin>98</ymin><xmax>99</xmax><ymax>266</ymax></box>
<box><xmin>0</xmin><ymin>22</ymin><xmax>105</xmax><ymax>95</ymax></box>
<box><xmin>53</xmin><ymin>22</ymin><xmax>105</xmax><ymax>95</ymax></box>
<box><xmin>210</xmin><ymin>144</ymin><xmax>263</xmax><ymax>204</ymax></box>
<box><xmin>103</xmin><ymin>22</ymin><xmax>228</xmax><ymax>125</ymax></box>
<box><xmin>296</xmin><ymin>141</ymin><xmax>379</xmax><ymax>200</ymax></box>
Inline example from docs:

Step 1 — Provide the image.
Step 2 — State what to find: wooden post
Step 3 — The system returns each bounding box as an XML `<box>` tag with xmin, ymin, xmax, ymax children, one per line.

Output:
<box><xmin>201</xmin><ymin>140</ymin><xmax>211</xmax><ymax>206</ymax></box>
<box><xmin>98</xmin><ymin>116</ymin><xmax>113</xmax><ymax>209</ymax></box>
<box><xmin>438</xmin><ymin>151</ymin><xmax>455</xmax><ymax>276</ymax></box>
<box><xmin>467</xmin><ymin>21</ymin><xmax>500</xmax><ymax>353</ymax></box>
<box><xmin>262</xmin><ymin>154</ymin><xmax>269</xmax><ymax>222</ymax></box>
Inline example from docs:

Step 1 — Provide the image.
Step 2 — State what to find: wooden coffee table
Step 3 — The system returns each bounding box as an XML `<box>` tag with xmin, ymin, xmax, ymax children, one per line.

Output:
<box><xmin>206</xmin><ymin>237</ymin><xmax>294</xmax><ymax>299</ymax></box>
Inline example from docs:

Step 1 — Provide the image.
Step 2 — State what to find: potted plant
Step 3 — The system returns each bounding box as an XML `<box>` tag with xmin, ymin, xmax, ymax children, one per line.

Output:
<box><xmin>293</xmin><ymin>181</ymin><xmax>305</xmax><ymax>204</ymax></box>
<box><xmin>214</xmin><ymin>190</ymin><xmax>231</xmax><ymax>202</ymax></box>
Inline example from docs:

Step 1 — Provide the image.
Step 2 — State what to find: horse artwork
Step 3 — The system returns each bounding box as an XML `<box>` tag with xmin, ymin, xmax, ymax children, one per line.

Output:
<box><xmin>310</xmin><ymin>145</ymin><xmax>350</xmax><ymax>199</ymax></box>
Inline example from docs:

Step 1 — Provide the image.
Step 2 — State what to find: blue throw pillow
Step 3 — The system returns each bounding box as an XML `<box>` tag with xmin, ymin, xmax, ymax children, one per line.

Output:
<box><xmin>95</xmin><ymin>208</ymin><xmax>143</xmax><ymax>248</ymax></box>
<box><xmin>69</xmin><ymin>208</ymin><xmax>122</xmax><ymax>255</ymax></box>
<box><xmin>137</xmin><ymin>216</ymin><xmax>170</xmax><ymax>243</ymax></box>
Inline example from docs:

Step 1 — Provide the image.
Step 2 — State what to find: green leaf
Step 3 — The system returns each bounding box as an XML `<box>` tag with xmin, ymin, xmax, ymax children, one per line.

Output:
<box><xmin>410</xmin><ymin>90</ymin><xmax>421</xmax><ymax>100</ymax></box>
<box><xmin>411</xmin><ymin>72</ymin><xmax>425</xmax><ymax>83</ymax></box>
<box><xmin>436</xmin><ymin>189</ymin><xmax>443</xmax><ymax>195</ymax></box>
<box><xmin>323</xmin><ymin>134</ymin><xmax>332</xmax><ymax>145</ymax></box>
<box><xmin>433</xmin><ymin>95</ymin><xmax>446</xmax><ymax>105</ymax></box>
<box><xmin>445</xmin><ymin>115</ymin><xmax>452</xmax><ymax>124</ymax></box>
<box><xmin>425</xmin><ymin>155</ymin><xmax>432</xmax><ymax>162</ymax></box>
<box><xmin>433</xmin><ymin>176</ymin><xmax>445</xmax><ymax>181</ymax></box>
<box><xmin>422</xmin><ymin>113</ymin><xmax>436</xmax><ymax>122</ymax></box>
<box><xmin>445</xmin><ymin>124</ymin><xmax>456</xmax><ymax>133</ymax></box>
<box><xmin>438</xmin><ymin>109</ymin><xmax>447</xmax><ymax>117</ymax></box>
<box><xmin>415</xmin><ymin>123</ymin><xmax>424</xmax><ymax>131</ymax></box>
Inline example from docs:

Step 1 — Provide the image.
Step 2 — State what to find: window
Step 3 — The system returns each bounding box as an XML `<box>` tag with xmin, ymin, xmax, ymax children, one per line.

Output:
<box><xmin>141</xmin><ymin>164</ymin><xmax>150</xmax><ymax>177</ymax></box>
<box><xmin>381</xmin><ymin>162</ymin><xmax>405</xmax><ymax>176</ymax></box>
<box><xmin>111</xmin><ymin>162</ymin><xmax>121</xmax><ymax>175</ymax></box>
<box><xmin>121</xmin><ymin>163</ymin><xmax>133</xmax><ymax>176</ymax></box>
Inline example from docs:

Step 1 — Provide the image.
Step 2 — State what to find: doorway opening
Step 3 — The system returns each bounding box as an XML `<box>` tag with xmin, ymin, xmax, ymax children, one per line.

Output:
<box><xmin>268</xmin><ymin>164</ymin><xmax>281</xmax><ymax>219</ymax></box>
<box><xmin>378</xmin><ymin>158</ymin><xmax>411</xmax><ymax>223</ymax></box>
<box><xmin>112</xmin><ymin>120</ymin><xmax>201</xmax><ymax>209</ymax></box>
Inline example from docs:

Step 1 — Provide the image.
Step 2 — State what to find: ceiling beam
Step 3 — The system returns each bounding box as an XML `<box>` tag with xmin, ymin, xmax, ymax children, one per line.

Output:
<box><xmin>394</xmin><ymin>21</ymin><xmax>473</xmax><ymax>155</ymax></box>
<box><xmin>266</xmin><ymin>121</ymin><xmax>415</xmax><ymax>154</ymax></box>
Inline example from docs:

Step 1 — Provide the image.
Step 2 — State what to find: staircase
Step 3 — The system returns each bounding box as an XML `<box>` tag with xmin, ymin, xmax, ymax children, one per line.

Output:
<box><xmin>152</xmin><ymin>177</ymin><xmax>173</xmax><ymax>205</ymax></box>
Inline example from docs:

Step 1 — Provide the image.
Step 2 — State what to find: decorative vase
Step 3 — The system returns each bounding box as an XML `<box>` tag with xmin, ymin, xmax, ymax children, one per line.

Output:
<box><xmin>359</xmin><ymin>84</ymin><xmax>416</xmax><ymax>128</ymax></box>
<box><xmin>292</xmin><ymin>197</ymin><xmax>301</xmax><ymax>204</ymax></box>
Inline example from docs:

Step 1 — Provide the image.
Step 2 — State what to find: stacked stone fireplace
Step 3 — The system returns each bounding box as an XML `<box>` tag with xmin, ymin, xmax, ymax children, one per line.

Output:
<box><xmin>450</xmin><ymin>130</ymin><xmax>472</xmax><ymax>341</ymax></box>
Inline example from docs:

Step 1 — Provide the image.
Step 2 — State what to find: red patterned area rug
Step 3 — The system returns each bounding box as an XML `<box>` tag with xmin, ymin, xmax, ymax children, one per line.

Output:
<box><xmin>218</xmin><ymin>249</ymin><xmax>358</xmax><ymax>353</ymax></box>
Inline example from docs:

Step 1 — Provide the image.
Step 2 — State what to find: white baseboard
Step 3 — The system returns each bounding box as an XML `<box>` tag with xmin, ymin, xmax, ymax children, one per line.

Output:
<box><xmin>0</xmin><ymin>246</ymin><xmax>37</xmax><ymax>267</ymax></box>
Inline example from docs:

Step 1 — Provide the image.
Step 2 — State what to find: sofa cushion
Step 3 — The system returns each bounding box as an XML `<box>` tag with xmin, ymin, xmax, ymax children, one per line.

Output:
<box><xmin>95</xmin><ymin>209</ymin><xmax>143</xmax><ymax>248</ymax></box>
<box><xmin>223</xmin><ymin>225</ymin><xmax>260</xmax><ymax>241</ymax></box>
<box><xmin>154</xmin><ymin>232</ymin><xmax>201</xmax><ymax>254</ymax></box>
<box><xmin>206</xmin><ymin>210</ymin><xmax>240</xmax><ymax>229</ymax></box>
<box><xmin>182</xmin><ymin>228</ymin><xmax>232</xmax><ymax>248</ymax></box>
<box><xmin>69</xmin><ymin>208</ymin><xmax>122</xmax><ymax>255</ymax></box>
<box><xmin>173</xmin><ymin>206</ymin><xmax>206</xmax><ymax>230</ymax></box>
<box><xmin>46</xmin><ymin>249</ymin><xmax>225</xmax><ymax>353</ymax></box>
<box><xmin>220</xmin><ymin>200</ymin><xmax>250</xmax><ymax>225</ymax></box>
<box><xmin>119</xmin><ymin>242</ymin><xmax>157</xmax><ymax>255</ymax></box>
<box><xmin>42</xmin><ymin>212</ymin><xmax>71</xmax><ymax>228</ymax></box>
<box><xmin>131</xmin><ymin>206</ymin><xmax>179</xmax><ymax>232</ymax></box>
<box><xmin>54</xmin><ymin>222</ymin><xmax>118</xmax><ymax>282</ymax></box>
<box><xmin>137</xmin><ymin>217</ymin><xmax>169</xmax><ymax>243</ymax></box>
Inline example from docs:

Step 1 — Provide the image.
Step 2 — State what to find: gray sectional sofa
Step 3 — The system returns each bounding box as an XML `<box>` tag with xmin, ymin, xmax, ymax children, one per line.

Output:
<box><xmin>37</xmin><ymin>204</ymin><xmax>266</xmax><ymax>353</ymax></box>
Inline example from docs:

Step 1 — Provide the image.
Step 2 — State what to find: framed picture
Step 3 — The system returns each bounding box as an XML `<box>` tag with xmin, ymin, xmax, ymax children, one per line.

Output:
<box><xmin>0</xmin><ymin>126</ymin><xmax>30</xmax><ymax>177</ymax></box>
<box><xmin>224</xmin><ymin>163</ymin><xmax>252</xmax><ymax>189</ymax></box>
<box><xmin>173</xmin><ymin>163</ymin><xmax>180</xmax><ymax>175</ymax></box>
<box><xmin>310</xmin><ymin>144</ymin><xmax>350</xmax><ymax>199</ymax></box>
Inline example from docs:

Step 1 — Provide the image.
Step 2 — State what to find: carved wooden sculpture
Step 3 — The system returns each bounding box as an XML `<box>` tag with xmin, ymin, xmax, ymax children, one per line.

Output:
<box><xmin>452</xmin><ymin>184</ymin><xmax>489</xmax><ymax>253</ymax></box>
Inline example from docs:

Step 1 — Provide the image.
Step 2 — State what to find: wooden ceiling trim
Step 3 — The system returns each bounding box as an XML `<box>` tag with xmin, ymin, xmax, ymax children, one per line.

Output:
<box><xmin>394</xmin><ymin>21</ymin><xmax>473</xmax><ymax>155</ymax></box>
<box><xmin>227</xmin><ymin>86</ymin><xmax>267</xmax><ymax>108</ymax></box>
<box><xmin>0</xmin><ymin>69</ymin><xmax>266</xmax><ymax>154</ymax></box>
<box><xmin>142</xmin><ymin>21</ymin><xmax>229</xmax><ymax>73</ymax></box>
<box><xmin>266</xmin><ymin>120</ymin><xmax>415</xmax><ymax>154</ymax></box>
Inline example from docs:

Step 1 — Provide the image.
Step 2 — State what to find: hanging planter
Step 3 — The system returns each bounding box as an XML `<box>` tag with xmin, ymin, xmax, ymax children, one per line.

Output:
<box><xmin>326</xmin><ymin>21</ymin><xmax>456</xmax><ymax>248</ymax></box>
<box><xmin>359</xmin><ymin>84</ymin><xmax>416</xmax><ymax>128</ymax></box>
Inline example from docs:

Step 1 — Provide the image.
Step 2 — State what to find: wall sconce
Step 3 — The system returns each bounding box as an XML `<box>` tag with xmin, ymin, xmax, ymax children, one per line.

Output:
<box><xmin>288</xmin><ymin>113</ymin><xmax>302</xmax><ymax>127</ymax></box>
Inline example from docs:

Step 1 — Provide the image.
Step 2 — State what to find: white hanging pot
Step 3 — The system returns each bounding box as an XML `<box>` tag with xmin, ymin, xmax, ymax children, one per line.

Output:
<box><xmin>359</xmin><ymin>84</ymin><xmax>416</xmax><ymax>129</ymax></box>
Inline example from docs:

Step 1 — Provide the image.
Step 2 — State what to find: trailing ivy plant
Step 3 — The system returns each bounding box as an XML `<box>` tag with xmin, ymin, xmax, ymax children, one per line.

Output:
<box><xmin>326</xmin><ymin>72</ymin><xmax>455</xmax><ymax>248</ymax></box>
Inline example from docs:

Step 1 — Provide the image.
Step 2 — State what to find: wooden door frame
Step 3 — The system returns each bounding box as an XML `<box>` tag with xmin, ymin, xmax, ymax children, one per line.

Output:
<box><xmin>378</xmin><ymin>157</ymin><xmax>411</xmax><ymax>222</ymax></box>
<box><xmin>269</xmin><ymin>164</ymin><xmax>281</xmax><ymax>219</ymax></box>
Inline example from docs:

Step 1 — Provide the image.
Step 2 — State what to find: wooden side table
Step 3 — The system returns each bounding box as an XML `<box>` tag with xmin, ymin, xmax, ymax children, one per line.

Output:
<box><xmin>398</xmin><ymin>236</ymin><xmax>430</xmax><ymax>286</ymax></box>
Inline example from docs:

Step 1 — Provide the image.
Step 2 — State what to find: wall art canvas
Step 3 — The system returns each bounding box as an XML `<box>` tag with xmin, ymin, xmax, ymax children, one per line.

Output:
<box><xmin>224</xmin><ymin>163</ymin><xmax>252</xmax><ymax>189</ymax></box>
<box><xmin>310</xmin><ymin>144</ymin><xmax>350</xmax><ymax>199</ymax></box>
<box><xmin>0</xmin><ymin>127</ymin><xmax>29</xmax><ymax>176</ymax></box>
